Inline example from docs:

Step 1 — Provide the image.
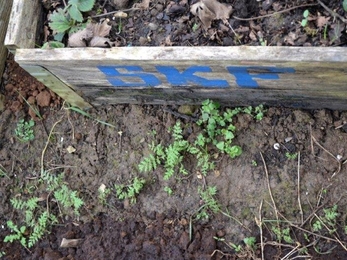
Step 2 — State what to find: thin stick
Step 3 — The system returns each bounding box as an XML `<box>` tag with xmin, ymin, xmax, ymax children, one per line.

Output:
<box><xmin>281</xmin><ymin>244</ymin><xmax>300</xmax><ymax>260</ymax></box>
<box><xmin>260</xmin><ymin>152</ymin><xmax>279</xmax><ymax>222</ymax></box>
<box><xmin>89</xmin><ymin>7</ymin><xmax>141</xmax><ymax>19</ymax></box>
<box><xmin>297</xmin><ymin>151</ymin><xmax>304</xmax><ymax>225</ymax></box>
<box><xmin>311</xmin><ymin>135</ymin><xmax>341</xmax><ymax>177</ymax></box>
<box><xmin>220</xmin><ymin>210</ymin><xmax>252</xmax><ymax>232</ymax></box>
<box><xmin>256</xmin><ymin>200</ymin><xmax>265</xmax><ymax>260</ymax></box>
<box><xmin>233</xmin><ymin>3</ymin><xmax>318</xmax><ymax>21</ymax></box>
<box><xmin>41</xmin><ymin>118</ymin><xmax>63</xmax><ymax>174</ymax></box>
<box><xmin>265</xmin><ymin>201</ymin><xmax>345</xmax><ymax>245</ymax></box>
<box><xmin>317</xmin><ymin>0</ymin><xmax>347</xmax><ymax>23</ymax></box>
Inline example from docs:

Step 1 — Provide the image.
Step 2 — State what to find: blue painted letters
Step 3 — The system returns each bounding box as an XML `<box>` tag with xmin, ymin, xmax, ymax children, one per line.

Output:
<box><xmin>98</xmin><ymin>65</ymin><xmax>295</xmax><ymax>88</ymax></box>
<box><xmin>227</xmin><ymin>66</ymin><xmax>296</xmax><ymax>88</ymax></box>
<box><xmin>156</xmin><ymin>66</ymin><xmax>229</xmax><ymax>88</ymax></box>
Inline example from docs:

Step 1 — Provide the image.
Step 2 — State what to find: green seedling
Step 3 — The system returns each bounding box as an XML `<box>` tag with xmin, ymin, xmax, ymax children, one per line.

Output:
<box><xmin>301</xmin><ymin>10</ymin><xmax>309</xmax><ymax>27</ymax></box>
<box><xmin>114</xmin><ymin>177</ymin><xmax>146</xmax><ymax>204</ymax></box>
<box><xmin>164</xmin><ymin>186</ymin><xmax>173</xmax><ymax>195</ymax></box>
<box><xmin>4</xmin><ymin>171</ymin><xmax>83</xmax><ymax>248</ymax></box>
<box><xmin>15</xmin><ymin>119</ymin><xmax>35</xmax><ymax>142</ymax></box>
<box><xmin>251</xmin><ymin>160</ymin><xmax>257</xmax><ymax>167</ymax></box>
<box><xmin>343</xmin><ymin>0</ymin><xmax>347</xmax><ymax>12</ymax></box>
<box><xmin>49</xmin><ymin>0</ymin><xmax>95</xmax><ymax>41</ymax></box>
<box><xmin>271</xmin><ymin>226</ymin><xmax>293</xmax><ymax>244</ymax></box>
<box><xmin>285</xmin><ymin>152</ymin><xmax>298</xmax><ymax>160</ymax></box>
<box><xmin>243</xmin><ymin>236</ymin><xmax>257</xmax><ymax>250</ymax></box>
<box><xmin>195</xmin><ymin>186</ymin><xmax>220</xmax><ymax>220</ymax></box>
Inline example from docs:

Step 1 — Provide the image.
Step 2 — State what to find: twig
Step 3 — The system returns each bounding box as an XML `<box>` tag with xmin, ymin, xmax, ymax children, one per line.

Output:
<box><xmin>297</xmin><ymin>152</ymin><xmax>304</xmax><ymax>225</ymax></box>
<box><xmin>311</xmin><ymin>135</ymin><xmax>341</xmax><ymax>177</ymax></box>
<box><xmin>281</xmin><ymin>244</ymin><xmax>301</xmax><ymax>260</ymax></box>
<box><xmin>255</xmin><ymin>200</ymin><xmax>264</xmax><ymax>260</ymax></box>
<box><xmin>233</xmin><ymin>3</ymin><xmax>318</xmax><ymax>21</ymax></box>
<box><xmin>260</xmin><ymin>152</ymin><xmax>279</xmax><ymax>223</ymax></box>
<box><xmin>41</xmin><ymin>118</ymin><xmax>63</xmax><ymax>174</ymax></box>
<box><xmin>89</xmin><ymin>7</ymin><xmax>141</xmax><ymax>19</ymax></box>
<box><xmin>265</xmin><ymin>201</ymin><xmax>346</xmax><ymax>245</ymax></box>
<box><xmin>220</xmin><ymin>210</ymin><xmax>251</xmax><ymax>232</ymax></box>
<box><xmin>317</xmin><ymin>0</ymin><xmax>347</xmax><ymax>23</ymax></box>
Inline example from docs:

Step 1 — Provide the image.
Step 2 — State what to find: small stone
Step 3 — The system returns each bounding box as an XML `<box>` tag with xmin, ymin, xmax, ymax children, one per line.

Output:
<box><xmin>148</xmin><ymin>22</ymin><xmax>158</xmax><ymax>31</ymax></box>
<box><xmin>36</xmin><ymin>90</ymin><xmax>51</xmax><ymax>107</ymax></box>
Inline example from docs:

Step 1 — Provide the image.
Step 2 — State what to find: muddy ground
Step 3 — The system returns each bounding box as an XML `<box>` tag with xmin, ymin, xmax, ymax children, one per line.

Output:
<box><xmin>1</xmin><ymin>0</ymin><xmax>347</xmax><ymax>259</ymax></box>
<box><xmin>1</xmin><ymin>55</ymin><xmax>347</xmax><ymax>259</ymax></box>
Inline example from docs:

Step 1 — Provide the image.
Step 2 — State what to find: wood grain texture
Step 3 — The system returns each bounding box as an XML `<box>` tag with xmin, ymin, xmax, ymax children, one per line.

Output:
<box><xmin>14</xmin><ymin>46</ymin><xmax>347</xmax><ymax>109</ymax></box>
<box><xmin>5</xmin><ymin>0</ymin><xmax>40</xmax><ymax>50</ymax></box>
<box><xmin>0</xmin><ymin>0</ymin><xmax>12</xmax><ymax>79</ymax></box>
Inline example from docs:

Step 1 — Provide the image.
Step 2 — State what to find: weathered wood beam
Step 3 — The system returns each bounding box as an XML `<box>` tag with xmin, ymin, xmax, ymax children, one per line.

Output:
<box><xmin>15</xmin><ymin>47</ymin><xmax>347</xmax><ymax>109</ymax></box>
<box><xmin>4</xmin><ymin>0</ymin><xmax>41</xmax><ymax>51</ymax></box>
<box><xmin>0</xmin><ymin>0</ymin><xmax>12</xmax><ymax>76</ymax></box>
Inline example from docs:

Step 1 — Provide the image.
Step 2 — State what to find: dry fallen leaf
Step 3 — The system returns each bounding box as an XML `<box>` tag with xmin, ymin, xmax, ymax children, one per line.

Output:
<box><xmin>68</xmin><ymin>19</ymin><xmax>113</xmax><ymax>47</ymax></box>
<box><xmin>60</xmin><ymin>238</ymin><xmax>83</xmax><ymax>248</ymax></box>
<box><xmin>190</xmin><ymin>0</ymin><xmax>232</xmax><ymax>29</ymax></box>
<box><xmin>91</xmin><ymin>19</ymin><xmax>112</xmax><ymax>37</ymax></box>
<box><xmin>133</xmin><ymin>0</ymin><xmax>150</xmax><ymax>9</ymax></box>
<box><xmin>67</xmin><ymin>145</ymin><xmax>76</xmax><ymax>153</ymax></box>
<box><xmin>89</xmin><ymin>36</ymin><xmax>114</xmax><ymax>47</ymax></box>
<box><xmin>68</xmin><ymin>26</ymin><xmax>93</xmax><ymax>47</ymax></box>
<box><xmin>316</xmin><ymin>15</ymin><xmax>330</xmax><ymax>29</ymax></box>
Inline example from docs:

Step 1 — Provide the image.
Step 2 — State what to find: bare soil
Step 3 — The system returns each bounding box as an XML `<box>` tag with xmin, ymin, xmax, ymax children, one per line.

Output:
<box><xmin>1</xmin><ymin>0</ymin><xmax>347</xmax><ymax>259</ymax></box>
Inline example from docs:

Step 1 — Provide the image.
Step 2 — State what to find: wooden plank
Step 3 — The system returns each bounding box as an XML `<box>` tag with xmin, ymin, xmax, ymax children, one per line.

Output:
<box><xmin>0</xmin><ymin>0</ymin><xmax>12</xmax><ymax>77</ymax></box>
<box><xmin>14</xmin><ymin>46</ymin><xmax>347</xmax><ymax>109</ymax></box>
<box><xmin>4</xmin><ymin>0</ymin><xmax>41</xmax><ymax>51</ymax></box>
<box><xmin>21</xmin><ymin>65</ymin><xmax>92</xmax><ymax>109</ymax></box>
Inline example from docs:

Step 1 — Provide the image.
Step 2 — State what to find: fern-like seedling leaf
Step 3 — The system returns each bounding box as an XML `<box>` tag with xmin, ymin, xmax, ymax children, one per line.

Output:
<box><xmin>139</xmin><ymin>154</ymin><xmax>158</xmax><ymax>172</ymax></box>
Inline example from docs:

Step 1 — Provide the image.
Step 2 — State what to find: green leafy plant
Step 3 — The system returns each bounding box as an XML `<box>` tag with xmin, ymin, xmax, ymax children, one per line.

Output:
<box><xmin>243</xmin><ymin>236</ymin><xmax>257</xmax><ymax>250</ymax></box>
<box><xmin>285</xmin><ymin>152</ymin><xmax>298</xmax><ymax>160</ymax></box>
<box><xmin>272</xmin><ymin>226</ymin><xmax>293</xmax><ymax>244</ymax></box>
<box><xmin>343</xmin><ymin>0</ymin><xmax>347</xmax><ymax>12</ymax></box>
<box><xmin>4</xmin><ymin>172</ymin><xmax>83</xmax><ymax>248</ymax></box>
<box><xmin>114</xmin><ymin>177</ymin><xmax>146</xmax><ymax>204</ymax></box>
<box><xmin>49</xmin><ymin>0</ymin><xmax>95</xmax><ymax>41</ymax></box>
<box><xmin>313</xmin><ymin>205</ymin><xmax>339</xmax><ymax>234</ymax></box>
<box><xmin>164</xmin><ymin>186</ymin><xmax>173</xmax><ymax>195</ymax></box>
<box><xmin>196</xmin><ymin>186</ymin><xmax>220</xmax><ymax>220</ymax></box>
<box><xmin>301</xmin><ymin>10</ymin><xmax>309</xmax><ymax>27</ymax></box>
<box><xmin>54</xmin><ymin>184</ymin><xmax>84</xmax><ymax>216</ymax></box>
<box><xmin>139</xmin><ymin>122</ymin><xmax>200</xmax><ymax>180</ymax></box>
<box><xmin>15</xmin><ymin>119</ymin><xmax>35</xmax><ymax>142</ymax></box>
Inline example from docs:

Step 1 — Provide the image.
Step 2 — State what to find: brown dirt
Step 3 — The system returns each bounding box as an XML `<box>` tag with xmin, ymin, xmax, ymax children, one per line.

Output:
<box><xmin>1</xmin><ymin>54</ymin><xmax>347</xmax><ymax>259</ymax></box>
<box><xmin>1</xmin><ymin>0</ymin><xmax>347</xmax><ymax>259</ymax></box>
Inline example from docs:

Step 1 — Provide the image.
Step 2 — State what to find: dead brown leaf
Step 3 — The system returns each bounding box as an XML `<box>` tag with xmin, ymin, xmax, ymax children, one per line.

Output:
<box><xmin>133</xmin><ymin>0</ymin><xmax>150</xmax><ymax>9</ymax></box>
<box><xmin>190</xmin><ymin>0</ymin><xmax>232</xmax><ymax>29</ymax></box>
<box><xmin>316</xmin><ymin>15</ymin><xmax>330</xmax><ymax>28</ymax></box>
<box><xmin>68</xmin><ymin>20</ymin><xmax>113</xmax><ymax>47</ymax></box>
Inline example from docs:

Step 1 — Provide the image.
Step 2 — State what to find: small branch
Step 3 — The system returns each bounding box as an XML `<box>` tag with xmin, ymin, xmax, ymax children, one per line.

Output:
<box><xmin>317</xmin><ymin>0</ymin><xmax>347</xmax><ymax>23</ymax></box>
<box><xmin>89</xmin><ymin>7</ymin><xmax>141</xmax><ymax>19</ymax></box>
<box><xmin>297</xmin><ymin>152</ymin><xmax>304</xmax><ymax>225</ymax></box>
<box><xmin>233</xmin><ymin>3</ymin><xmax>318</xmax><ymax>21</ymax></box>
<box><xmin>260</xmin><ymin>152</ymin><xmax>279</xmax><ymax>223</ymax></box>
<box><xmin>41</xmin><ymin>118</ymin><xmax>63</xmax><ymax>174</ymax></box>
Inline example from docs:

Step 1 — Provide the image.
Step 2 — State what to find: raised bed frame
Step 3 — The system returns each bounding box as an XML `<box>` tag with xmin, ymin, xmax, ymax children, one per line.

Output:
<box><xmin>5</xmin><ymin>0</ymin><xmax>347</xmax><ymax>110</ymax></box>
